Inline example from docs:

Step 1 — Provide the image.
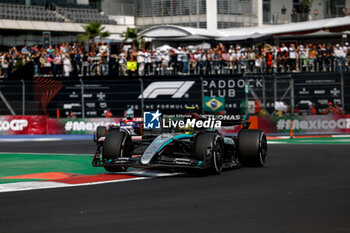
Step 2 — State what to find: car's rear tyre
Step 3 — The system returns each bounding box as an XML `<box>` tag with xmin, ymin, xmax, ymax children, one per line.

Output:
<box><xmin>238</xmin><ymin>129</ymin><xmax>267</xmax><ymax>167</ymax></box>
<box><xmin>194</xmin><ymin>133</ymin><xmax>223</xmax><ymax>174</ymax></box>
<box><xmin>95</xmin><ymin>126</ymin><xmax>107</xmax><ymax>142</ymax></box>
<box><xmin>102</xmin><ymin>131</ymin><xmax>129</xmax><ymax>172</ymax></box>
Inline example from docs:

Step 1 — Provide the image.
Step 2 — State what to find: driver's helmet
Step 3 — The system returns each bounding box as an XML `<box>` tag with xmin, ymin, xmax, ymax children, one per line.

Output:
<box><xmin>177</xmin><ymin>113</ymin><xmax>201</xmax><ymax>134</ymax></box>
<box><xmin>124</xmin><ymin>108</ymin><xmax>134</xmax><ymax>120</ymax></box>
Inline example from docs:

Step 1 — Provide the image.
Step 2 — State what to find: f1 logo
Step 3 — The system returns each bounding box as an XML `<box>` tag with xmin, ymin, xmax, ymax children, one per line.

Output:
<box><xmin>143</xmin><ymin>110</ymin><xmax>161</xmax><ymax>129</ymax></box>
<box><xmin>139</xmin><ymin>81</ymin><xmax>195</xmax><ymax>99</ymax></box>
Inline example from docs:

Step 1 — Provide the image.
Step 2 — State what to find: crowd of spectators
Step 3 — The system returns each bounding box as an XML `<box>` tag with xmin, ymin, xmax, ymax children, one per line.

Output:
<box><xmin>0</xmin><ymin>41</ymin><xmax>350</xmax><ymax>78</ymax></box>
<box><xmin>0</xmin><ymin>41</ymin><xmax>109</xmax><ymax>78</ymax></box>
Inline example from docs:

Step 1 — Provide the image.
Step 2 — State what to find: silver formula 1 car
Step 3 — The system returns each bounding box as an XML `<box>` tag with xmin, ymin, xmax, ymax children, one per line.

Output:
<box><xmin>92</xmin><ymin>114</ymin><xmax>267</xmax><ymax>175</ymax></box>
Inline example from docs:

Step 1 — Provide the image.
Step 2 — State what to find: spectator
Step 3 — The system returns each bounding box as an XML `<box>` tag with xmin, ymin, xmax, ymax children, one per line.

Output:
<box><xmin>308</xmin><ymin>44</ymin><xmax>317</xmax><ymax>71</ymax></box>
<box><xmin>2</xmin><ymin>53</ymin><xmax>10</xmax><ymax>78</ymax></box>
<box><xmin>31</xmin><ymin>50</ymin><xmax>40</xmax><ymax>76</ymax></box>
<box><xmin>39</xmin><ymin>53</ymin><xmax>47</xmax><ymax>75</ymax></box>
<box><xmin>169</xmin><ymin>49</ymin><xmax>177</xmax><ymax>75</ymax></box>
<box><xmin>2</xmin><ymin>41</ymin><xmax>350</xmax><ymax>77</ymax></box>
<box><xmin>247</xmin><ymin>47</ymin><xmax>256</xmax><ymax>73</ymax></box>
<box><xmin>313</xmin><ymin>9</ymin><xmax>319</xmax><ymax>20</ymax></box>
<box><xmin>289</xmin><ymin>44</ymin><xmax>297</xmax><ymax>72</ymax></box>
<box><xmin>144</xmin><ymin>49</ymin><xmax>152</xmax><ymax>75</ymax></box>
<box><xmin>67</xmin><ymin>111</ymin><xmax>76</xmax><ymax>119</ymax></box>
<box><xmin>104</xmin><ymin>109</ymin><xmax>113</xmax><ymax>118</ymax></box>
<box><xmin>345</xmin><ymin>42</ymin><xmax>350</xmax><ymax>71</ymax></box>
<box><xmin>162</xmin><ymin>50</ymin><xmax>170</xmax><ymax>75</ymax></box>
<box><xmin>281</xmin><ymin>5</ymin><xmax>287</xmax><ymax>23</ymax></box>
<box><xmin>53</xmin><ymin>52</ymin><xmax>62</xmax><ymax>77</ymax></box>
<box><xmin>119</xmin><ymin>50</ymin><xmax>127</xmax><ymax>76</ymax></box>
<box><xmin>137</xmin><ymin>49</ymin><xmax>145</xmax><ymax>76</ymax></box>
<box><xmin>180</xmin><ymin>47</ymin><xmax>189</xmax><ymax>74</ymax></box>
<box><xmin>81</xmin><ymin>52</ymin><xmax>89</xmax><ymax>76</ymax></box>
<box><xmin>341</xmin><ymin>43</ymin><xmax>347</xmax><ymax>70</ymax></box>
<box><xmin>299</xmin><ymin>45</ymin><xmax>308</xmax><ymax>71</ymax></box>
<box><xmin>63</xmin><ymin>53</ymin><xmax>71</xmax><ymax>77</ymax></box>
<box><xmin>291</xmin><ymin>8</ymin><xmax>297</xmax><ymax>22</ymax></box>
<box><xmin>334</xmin><ymin>44</ymin><xmax>343</xmax><ymax>71</ymax></box>
<box><xmin>21</xmin><ymin>45</ymin><xmax>29</xmax><ymax>55</ymax></box>
<box><xmin>101</xmin><ymin>51</ymin><xmax>109</xmax><ymax>76</ymax></box>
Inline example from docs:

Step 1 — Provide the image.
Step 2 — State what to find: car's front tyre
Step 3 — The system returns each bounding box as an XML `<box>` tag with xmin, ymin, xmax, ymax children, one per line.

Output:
<box><xmin>102</xmin><ymin>131</ymin><xmax>129</xmax><ymax>172</ymax></box>
<box><xmin>194</xmin><ymin>133</ymin><xmax>223</xmax><ymax>174</ymax></box>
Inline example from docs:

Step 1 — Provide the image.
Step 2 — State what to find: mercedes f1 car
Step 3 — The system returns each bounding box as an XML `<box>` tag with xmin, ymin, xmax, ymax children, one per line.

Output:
<box><xmin>92</xmin><ymin>114</ymin><xmax>267</xmax><ymax>174</ymax></box>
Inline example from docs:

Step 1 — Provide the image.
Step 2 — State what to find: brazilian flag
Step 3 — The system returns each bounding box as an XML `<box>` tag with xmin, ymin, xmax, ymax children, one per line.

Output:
<box><xmin>203</xmin><ymin>96</ymin><xmax>225</xmax><ymax>113</ymax></box>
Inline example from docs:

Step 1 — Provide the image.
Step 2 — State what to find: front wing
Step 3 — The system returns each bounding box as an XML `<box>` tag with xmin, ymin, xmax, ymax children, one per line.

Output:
<box><xmin>92</xmin><ymin>155</ymin><xmax>208</xmax><ymax>170</ymax></box>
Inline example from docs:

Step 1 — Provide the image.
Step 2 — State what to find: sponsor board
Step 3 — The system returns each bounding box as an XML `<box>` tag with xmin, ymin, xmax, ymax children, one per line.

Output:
<box><xmin>293</xmin><ymin>74</ymin><xmax>343</xmax><ymax>115</ymax></box>
<box><xmin>0</xmin><ymin>116</ymin><xmax>47</xmax><ymax>135</ymax></box>
<box><xmin>273</xmin><ymin>115</ymin><xmax>350</xmax><ymax>134</ymax></box>
<box><xmin>0</xmin><ymin>120</ymin><xmax>28</xmax><ymax>131</ymax></box>
<box><xmin>0</xmin><ymin>115</ymin><xmax>349</xmax><ymax>135</ymax></box>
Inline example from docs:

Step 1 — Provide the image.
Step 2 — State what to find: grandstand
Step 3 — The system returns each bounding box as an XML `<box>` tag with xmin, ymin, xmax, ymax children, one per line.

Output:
<box><xmin>0</xmin><ymin>2</ymin><xmax>63</xmax><ymax>22</ymax></box>
<box><xmin>0</xmin><ymin>0</ymin><xmax>125</xmax><ymax>47</ymax></box>
<box><xmin>0</xmin><ymin>1</ymin><xmax>116</xmax><ymax>24</ymax></box>
<box><xmin>53</xmin><ymin>3</ymin><xmax>116</xmax><ymax>25</ymax></box>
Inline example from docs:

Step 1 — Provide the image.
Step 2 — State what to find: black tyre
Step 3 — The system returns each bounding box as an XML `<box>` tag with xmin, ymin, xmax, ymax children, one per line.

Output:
<box><xmin>194</xmin><ymin>133</ymin><xmax>223</xmax><ymax>174</ymax></box>
<box><xmin>238</xmin><ymin>129</ymin><xmax>267</xmax><ymax>167</ymax></box>
<box><xmin>102</xmin><ymin>131</ymin><xmax>128</xmax><ymax>172</ymax></box>
<box><xmin>95</xmin><ymin>126</ymin><xmax>107</xmax><ymax>142</ymax></box>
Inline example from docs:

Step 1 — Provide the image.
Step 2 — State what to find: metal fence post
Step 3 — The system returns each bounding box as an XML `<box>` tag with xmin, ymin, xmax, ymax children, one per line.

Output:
<box><xmin>21</xmin><ymin>79</ymin><xmax>25</xmax><ymax>115</ymax></box>
<box><xmin>290</xmin><ymin>76</ymin><xmax>295</xmax><ymax>116</ymax></box>
<box><xmin>200</xmin><ymin>77</ymin><xmax>204</xmax><ymax>114</ymax></box>
<box><xmin>340</xmin><ymin>71</ymin><xmax>345</xmax><ymax>113</ymax></box>
<box><xmin>262</xmin><ymin>75</ymin><xmax>266</xmax><ymax>108</ymax></box>
<box><xmin>273</xmin><ymin>73</ymin><xmax>277</xmax><ymax>105</ymax></box>
<box><xmin>244</xmin><ymin>75</ymin><xmax>248</xmax><ymax>115</ymax></box>
<box><xmin>80</xmin><ymin>78</ymin><xmax>85</xmax><ymax>119</ymax></box>
<box><xmin>139</xmin><ymin>78</ymin><xmax>144</xmax><ymax>118</ymax></box>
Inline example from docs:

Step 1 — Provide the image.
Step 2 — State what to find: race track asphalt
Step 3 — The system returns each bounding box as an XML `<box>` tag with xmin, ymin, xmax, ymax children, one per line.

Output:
<box><xmin>0</xmin><ymin>141</ymin><xmax>350</xmax><ymax>233</ymax></box>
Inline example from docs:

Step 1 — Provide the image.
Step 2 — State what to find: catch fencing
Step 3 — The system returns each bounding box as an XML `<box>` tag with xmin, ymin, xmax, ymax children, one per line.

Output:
<box><xmin>0</xmin><ymin>72</ymin><xmax>349</xmax><ymax>119</ymax></box>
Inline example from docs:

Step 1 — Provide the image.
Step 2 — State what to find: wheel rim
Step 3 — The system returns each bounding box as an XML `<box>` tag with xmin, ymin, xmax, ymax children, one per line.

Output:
<box><xmin>259</xmin><ymin>135</ymin><xmax>267</xmax><ymax>164</ymax></box>
<box><xmin>213</xmin><ymin>139</ymin><xmax>223</xmax><ymax>173</ymax></box>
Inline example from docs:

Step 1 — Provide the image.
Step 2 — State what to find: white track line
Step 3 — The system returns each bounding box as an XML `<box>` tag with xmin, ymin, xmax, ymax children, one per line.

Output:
<box><xmin>0</xmin><ymin>138</ymin><xmax>63</xmax><ymax>142</ymax></box>
<box><xmin>0</xmin><ymin>167</ymin><xmax>179</xmax><ymax>193</ymax></box>
<box><xmin>0</xmin><ymin>152</ymin><xmax>92</xmax><ymax>156</ymax></box>
<box><xmin>0</xmin><ymin>177</ymin><xmax>151</xmax><ymax>193</ymax></box>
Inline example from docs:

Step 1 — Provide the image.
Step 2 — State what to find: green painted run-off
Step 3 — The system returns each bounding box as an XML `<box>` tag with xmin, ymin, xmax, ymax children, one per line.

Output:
<box><xmin>0</xmin><ymin>153</ymin><xmax>105</xmax><ymax>184</ymax></box>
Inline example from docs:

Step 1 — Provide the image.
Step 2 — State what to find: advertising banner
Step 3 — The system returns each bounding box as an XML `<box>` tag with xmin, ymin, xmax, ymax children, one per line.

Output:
<box><xmin>0</xmin><ymin>115</ymin><xmax>47</xmax><ymax>135</ymax></box>
<box><xmin>44</xmin><ymin>76</ymin><xmax>266</xmax><ymax>117</ymax></box>
<box><xmin>293</xmin><ymin>73</ymin><xmax>343</xmax><ymax>114</ymax></box>
<box><xmin>48</xmin><ymin>117</ymin><xmax>143</xmax><ymax>134</ymax></box>
<box><xmin>0</xmin><ymin>115</ymin><xmax>349</xmax><ymax>135</ymax></box>
<box><xmin>271</xmin><ymin>115</ymin><xmax>350</xmax><ymax>134</ymax></box>
<box><xmin>202</xmin><ymin>76</ymin><xmax>264</xmax><ymax>114</ymax></box>
<box><xmin>55</xmin><ymin>118</ymin><xmax>122</xmax><ymax>134</ymax></box>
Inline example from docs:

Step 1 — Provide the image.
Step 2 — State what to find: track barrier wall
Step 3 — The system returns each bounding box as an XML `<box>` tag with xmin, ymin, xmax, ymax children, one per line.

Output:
<box><xmin>1</xmin><ymin>115</ymin><xmax>349</xmax><ymax>135</ymax></box>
